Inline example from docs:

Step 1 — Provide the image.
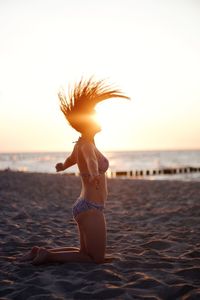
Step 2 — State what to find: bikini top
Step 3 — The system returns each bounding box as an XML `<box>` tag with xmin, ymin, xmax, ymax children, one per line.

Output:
<box><xmin>76</xmin><ymin>137</ymin><xmax>109</xmax><ymax>176</ymax></box>
<box><xmin>94</xmin><ymin>148</ymin><xmax>109</xmax><ymax>174</ymax></box>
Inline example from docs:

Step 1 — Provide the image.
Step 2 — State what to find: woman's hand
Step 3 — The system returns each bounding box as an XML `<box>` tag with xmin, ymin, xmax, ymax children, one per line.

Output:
<box><xmin>89</xmin><ymin>174</ymin><xmax>100</xmax><ymax>190</ymax></box>
<box><xmin>55</xmin><ymin>163</ymin><xmax>64</xmax><ymax>172</ymax></box>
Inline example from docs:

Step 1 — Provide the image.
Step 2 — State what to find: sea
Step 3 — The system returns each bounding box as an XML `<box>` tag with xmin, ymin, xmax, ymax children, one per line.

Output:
<box><xmin>0</xmin><ymin>150</ymin><xmax>200</xmax><ymax>182</ymax></box>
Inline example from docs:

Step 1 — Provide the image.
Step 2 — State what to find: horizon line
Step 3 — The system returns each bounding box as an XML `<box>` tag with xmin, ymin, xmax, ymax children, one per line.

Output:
<box><xmin>0</xmin><ymin>148</ymin><xmax>200</xmax><ymax>154</ymax></box>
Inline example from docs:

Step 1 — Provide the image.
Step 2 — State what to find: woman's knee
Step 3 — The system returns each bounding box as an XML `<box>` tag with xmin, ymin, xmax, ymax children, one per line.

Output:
<box><xmin>89</xmin><ymin>253</ymin><xmax>105</xmax><ymax>264</ymax></box>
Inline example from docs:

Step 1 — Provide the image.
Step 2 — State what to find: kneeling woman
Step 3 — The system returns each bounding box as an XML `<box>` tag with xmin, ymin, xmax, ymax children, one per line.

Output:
<box><xmin>22</xmin><ymin>78</ymin><xmax>129</xmax><ymax>264</ymax></box>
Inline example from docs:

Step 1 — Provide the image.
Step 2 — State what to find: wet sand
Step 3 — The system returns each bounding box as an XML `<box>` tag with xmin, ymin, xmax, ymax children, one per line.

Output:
<box><xmin>0</xmin><ymin>170</ymin><xmax>200</xmax><ymax>299</ymax></box>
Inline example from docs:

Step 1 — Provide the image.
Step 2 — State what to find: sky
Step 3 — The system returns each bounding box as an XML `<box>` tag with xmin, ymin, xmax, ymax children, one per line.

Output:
<box><xmin>0</xmin><ymin>0</ymin><xmax>200</xmax><ymax>152</ymax></box>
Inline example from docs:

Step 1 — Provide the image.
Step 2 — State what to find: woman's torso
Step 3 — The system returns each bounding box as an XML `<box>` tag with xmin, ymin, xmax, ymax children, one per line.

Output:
<box><xmin>75</xmin><ymin>138</ymin><xmax>109</xmax><ymax>204</ymax></box>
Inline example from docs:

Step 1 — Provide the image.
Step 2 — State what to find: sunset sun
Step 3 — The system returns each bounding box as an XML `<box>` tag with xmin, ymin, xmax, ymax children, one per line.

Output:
<box><xmin>95</xmin><ymin>100</ymin><xmax>131</xmax><ymax>133</ymax></box>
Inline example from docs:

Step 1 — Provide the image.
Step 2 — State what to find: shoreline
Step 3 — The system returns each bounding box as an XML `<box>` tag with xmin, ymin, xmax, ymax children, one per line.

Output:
<box><xmin>1</xmin><ymin>170</ymin><xmax>200</xmax><ymax>299</ymax></box>
<box><xmin>1</xmin><ymin>168</ymin><xmax>200</xmax><ymax>183</ymax></box>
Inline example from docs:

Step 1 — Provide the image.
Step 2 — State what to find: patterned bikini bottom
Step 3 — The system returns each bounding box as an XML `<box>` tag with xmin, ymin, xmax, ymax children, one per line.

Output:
<box><xmin>72</xmin><ymin>197</ymin><xmax>105</xmax><ymax>218</ymax></box>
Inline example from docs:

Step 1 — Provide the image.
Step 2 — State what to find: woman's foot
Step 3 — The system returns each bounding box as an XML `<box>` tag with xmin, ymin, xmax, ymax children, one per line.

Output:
<box><xmin>32</xmin><ymin>248</ymin><xmax>49</xmax><ymax>265</ymax></box>
<box><xmin>19</xmin><ymin>246</ymin><xmax>40</xmax><ymax>262</ymax></box>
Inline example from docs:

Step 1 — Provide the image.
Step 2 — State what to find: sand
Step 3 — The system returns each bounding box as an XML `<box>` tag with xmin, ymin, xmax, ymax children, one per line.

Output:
<box><xmin>0</xmin><ymin>170</ymin><xmax>200</xmax><ymax>300</ymax></box>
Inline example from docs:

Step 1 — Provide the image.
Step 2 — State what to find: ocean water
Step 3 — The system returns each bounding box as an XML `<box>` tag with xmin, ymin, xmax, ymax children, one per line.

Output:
<box><xmin>0</xmin><ymin>150</ymin><xmax>200</xmax><ymax>181</ymax></box>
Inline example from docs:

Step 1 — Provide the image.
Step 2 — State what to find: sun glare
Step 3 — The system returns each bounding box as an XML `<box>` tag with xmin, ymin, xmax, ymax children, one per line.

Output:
<box><xmin>95</xmin><ymin>100</ymin><xmax>131</xmax><ymax>133</ymax></box>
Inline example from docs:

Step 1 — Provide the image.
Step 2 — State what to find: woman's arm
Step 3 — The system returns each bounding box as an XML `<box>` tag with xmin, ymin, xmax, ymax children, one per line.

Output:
<box><xmin>81</xmin><ymin>143</ymin><xmax>99</xmax><ymax>177</ymax></box>
<box><xmin>55</xmin><ymin>145</ymin><xmax>77</xmax><ymax>172</ymax></box>
<box><xmin>81</xmin><ymin>143</ymin><xmax>100</xmax><ymax>189</ymax></box>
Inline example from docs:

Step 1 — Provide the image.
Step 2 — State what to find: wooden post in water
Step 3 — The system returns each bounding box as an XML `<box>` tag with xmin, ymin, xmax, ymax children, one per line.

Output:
<box><xmin>109</xmin><ymin>165</ymin><xmax>200</xmax><ymax>179</ymax></box>
<box><xmin>116</xmin><ymin>171</ymin><xmax>128</xmax><ymax>176</ymax></box>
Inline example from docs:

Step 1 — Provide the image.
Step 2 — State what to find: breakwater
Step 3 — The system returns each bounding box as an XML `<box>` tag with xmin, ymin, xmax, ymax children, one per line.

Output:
<box><xmin>111</xmin><ymin>166</ymin><xmax>200</xmax><ymax>177</ymax></box>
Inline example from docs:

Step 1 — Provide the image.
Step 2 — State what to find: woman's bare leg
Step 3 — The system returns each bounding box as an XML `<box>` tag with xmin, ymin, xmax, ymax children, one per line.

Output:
<box><xmin>19</xmin><ymin>247</ymin><xmax>81</xmax><ymax>262</ymax></box>
<box><xmin>33</xmin><ymin>210</ymin><xmax>106</xmax><ymax>265</ymax></box>
<box><xmin>32</xmin><ymin>247</ymin><xmax>93</xmax><ymax>265</ymax></box>
<box><xmin>81</xmin><ymin>210</ymin><xmax>106</xmax><ymax>264</ymax></box>
<box><xmin>47</xmin><ymin>246</ymin><xmax>80</xmax><ymax>252</ymax></box>
<box><xmin>47</xmin><ymin>220</ymin><xmax>87</xmax><ymax>254</ymax></box>
<box><xmin>32</xmin><ymin>232</ymin><xmax>91</xmax><ymax>265</ymax></box>
<box><xmin>20</xmin><ymin>220</ymin><xmax>87</xmax><ymax>262</ymax></box>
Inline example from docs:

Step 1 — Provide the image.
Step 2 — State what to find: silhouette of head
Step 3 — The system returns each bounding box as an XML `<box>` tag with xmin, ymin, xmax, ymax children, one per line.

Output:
<box><xmin>58</xmin><ymin>77</ymin><xmax>130</xmax><ymax>134</ymax></box>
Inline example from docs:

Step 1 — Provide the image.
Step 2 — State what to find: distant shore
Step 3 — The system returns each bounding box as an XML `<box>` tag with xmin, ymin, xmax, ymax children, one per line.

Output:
<box><xmin>1</xmin><ymin>166</ymin><xmax>200</xmax><ymax>182</ymax></box>
<box><xmin>1</xmin><ymin>170</ymin><xmax>200</xmax><ymax>299</ymax></box>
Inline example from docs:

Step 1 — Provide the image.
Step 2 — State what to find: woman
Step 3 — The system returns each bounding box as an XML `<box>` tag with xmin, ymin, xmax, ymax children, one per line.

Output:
<box><xmin>21</xmin><ymin>77</ymin><xmax>129</xmax><ymax>264</ymax></box>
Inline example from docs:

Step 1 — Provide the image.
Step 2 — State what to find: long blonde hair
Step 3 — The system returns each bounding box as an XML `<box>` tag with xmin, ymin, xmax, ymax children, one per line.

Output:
<box><xmin>58</xmin><ymin>77</ymin><xmax>130</xmax><ymax>132</ymax></box>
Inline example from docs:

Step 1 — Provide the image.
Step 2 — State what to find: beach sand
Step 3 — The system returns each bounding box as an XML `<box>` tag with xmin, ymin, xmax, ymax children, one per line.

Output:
<box><xmin>0</xmin><ymin>170</ymin><xmax>200</xmax><ymax>300</ymax></box>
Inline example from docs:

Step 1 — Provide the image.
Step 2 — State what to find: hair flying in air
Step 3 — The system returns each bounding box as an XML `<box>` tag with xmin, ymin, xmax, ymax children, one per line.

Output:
<box><xmin>58</xmin><ymin>77</ymin><xmax>130</xmax><ymax>132</ymax></box>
